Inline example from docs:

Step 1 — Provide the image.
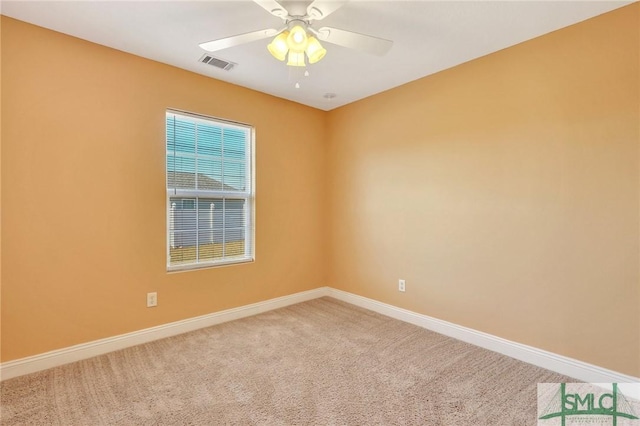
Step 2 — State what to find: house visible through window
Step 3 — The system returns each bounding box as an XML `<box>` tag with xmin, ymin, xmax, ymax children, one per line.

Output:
<box><xmin>166</xmin><ymin>110</ymin><xmax>254</xmax><ymax>270</ymax></box>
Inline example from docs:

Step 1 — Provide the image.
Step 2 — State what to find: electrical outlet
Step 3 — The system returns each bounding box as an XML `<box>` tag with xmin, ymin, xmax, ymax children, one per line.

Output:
<box><xmin>147</xmin><ymin>292</ymin><xmax>158</xmax><ymax>307</ymax></box>
<box><xmin>398</xmin><ymin>279</ymin><xmax>406</xmax><ymax>292</ymax></box>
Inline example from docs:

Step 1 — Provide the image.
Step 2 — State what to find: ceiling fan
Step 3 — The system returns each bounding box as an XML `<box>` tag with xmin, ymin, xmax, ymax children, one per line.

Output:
<box><xmin>199</xmin><ymin>0</ymin><xmax>393</xmax><ymax>67</ymax></box>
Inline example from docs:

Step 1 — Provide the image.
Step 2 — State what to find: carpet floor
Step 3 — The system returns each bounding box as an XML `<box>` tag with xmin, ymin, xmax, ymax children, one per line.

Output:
<box><xmin>1</xmin><ymin>297</ymin><xmax>571</xmax><ymax>425</ymax></box>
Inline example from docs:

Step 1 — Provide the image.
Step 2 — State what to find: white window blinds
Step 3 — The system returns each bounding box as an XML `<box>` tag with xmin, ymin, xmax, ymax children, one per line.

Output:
<box><xmin>166</xmin><ymin>110</ymin><xmax>254</xmax><ymax>270</ymax></box>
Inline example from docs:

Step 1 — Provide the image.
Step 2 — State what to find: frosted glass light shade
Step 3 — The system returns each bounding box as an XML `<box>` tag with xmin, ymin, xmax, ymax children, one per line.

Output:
<box><xmin>287</xmin><ymin>51</ymin><xmax>306</xmax><ymax>67</ymax></box>
<box><xmin>267</xmin><ymin>31</ymin><xmax>289</xmax><ymax>61</ymax></box>
<box><xmin>305</xmin><ymin>36</ymin><xmax>327</xmax><ymax>64</ymax></box>
<box><xmin>286</xmin><ymin>25</ymin><xmax>308</xmax><ymax>53</ymax></box>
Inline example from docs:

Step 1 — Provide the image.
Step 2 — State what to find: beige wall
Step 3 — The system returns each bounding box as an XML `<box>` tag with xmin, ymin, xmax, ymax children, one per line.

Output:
<box><xmin>2</xmin><ymin>4</ymin><xmax>639</xmax><ymax>378</ymax></box>
<box><xmin>0</xmin><ymin>17</ymin><xmax>327</xmax><ymax>361</ymax></box>
<box><xmin>327</xmin><ymin>4</ymin><xmax>639</xmax><ymax>377</ymax></box>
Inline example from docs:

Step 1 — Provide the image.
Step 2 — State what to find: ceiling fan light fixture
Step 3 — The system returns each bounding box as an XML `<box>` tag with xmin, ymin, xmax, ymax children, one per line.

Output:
<box><xmin>287</xmin><ymin>51</ymin><xmax>306</xmax><ymax>67</ymax></box>
<box><xmin>305</xmin><ymin>36</ymin><xmax>326</xmax><ymax>64</ymax></box>
<box><xmin>201</xmin><ymin>1</ymin><xmax>394</xmax><ymax>73</ymax></box>
<box><xmin>267</xmin><ymin>31</ymin><xmax>289</xmax><ymax>61</ymax></box>
<box><xmin>286</xmin><ymin>25</ymin><xmax>308</xmax><ymax>52</ymax></box>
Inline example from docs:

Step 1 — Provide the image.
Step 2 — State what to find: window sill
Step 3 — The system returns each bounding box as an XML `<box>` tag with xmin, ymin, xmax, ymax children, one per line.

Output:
<box><xmin>167</xmin><ymin>256</ymin><xmax>254</xmax><ymax>273</ymax></box>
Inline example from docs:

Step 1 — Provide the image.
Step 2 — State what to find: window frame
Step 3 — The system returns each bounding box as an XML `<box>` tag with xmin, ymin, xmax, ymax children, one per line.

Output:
<box><xmin>165</xmin><ymin>109</ymin><xmax>255</xmax><ymax>272</ymax></box>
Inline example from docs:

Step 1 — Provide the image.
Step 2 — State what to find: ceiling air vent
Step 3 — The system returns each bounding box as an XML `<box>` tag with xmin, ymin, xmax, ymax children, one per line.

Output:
<box><xmin>199</xmin><ymin>54</ymin><xmax>236</xmax><ymax>71</ymax></box>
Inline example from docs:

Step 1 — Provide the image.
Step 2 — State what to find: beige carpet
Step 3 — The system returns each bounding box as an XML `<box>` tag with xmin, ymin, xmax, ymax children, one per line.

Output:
<box><xmin>1</xmin><ymin>297</ymin><xmax>570</xmax><ymax>425</ymax></box>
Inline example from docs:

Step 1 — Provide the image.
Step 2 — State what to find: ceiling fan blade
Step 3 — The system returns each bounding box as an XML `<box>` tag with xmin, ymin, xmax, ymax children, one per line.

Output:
<box><xmin>315</xmin><ymin>27</ymin><xmax>393</xmax><ymax>56</ymax></box>
<box><xmin>199</xmin><ymin>29</ymin><xmax>280</xmax><ymax>52</ymax></box>
<box><xmin>306</xmin><ymin>0</ymin><xmax>347</xmax><ymax>20</ymax></box>
<box><xmin>253</xmin><ymin>0</ymin><xmax>288</xmax><ymax>18</ymax></box>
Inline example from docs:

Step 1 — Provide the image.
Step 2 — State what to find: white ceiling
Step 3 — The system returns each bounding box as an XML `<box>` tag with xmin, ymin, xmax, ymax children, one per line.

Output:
<box><xmin>1</xmin><ymin>1</ymin><xmax>631</xmax><ymax>110</ymax></box>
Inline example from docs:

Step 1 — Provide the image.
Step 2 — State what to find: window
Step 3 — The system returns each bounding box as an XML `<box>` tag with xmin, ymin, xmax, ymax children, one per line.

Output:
<box><xmin>166</xmin><ymin>110</ymin><xmax>254</xmax><ymax>270</ymax></box>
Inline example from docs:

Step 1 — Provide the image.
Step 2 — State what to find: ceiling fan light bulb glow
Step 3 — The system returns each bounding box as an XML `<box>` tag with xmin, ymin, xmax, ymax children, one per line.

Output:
<box><xmin>267</xmin><ymin>31</ymin><xmax>289</xmax><ymax>61</ymax></box>
<box><xmin>287</xmin><ymin>51</ymin><xmax>306</xmax><ymax>67</ymax></box>
<box><xmin>287</xmin><ymin>25</ymin><xmax>308</xmax><ymax>52</ymax></box>
<box><xmin>305</xmin><ymin>37</ymin><xmax>327</xmax><ymax>64</ymax></box>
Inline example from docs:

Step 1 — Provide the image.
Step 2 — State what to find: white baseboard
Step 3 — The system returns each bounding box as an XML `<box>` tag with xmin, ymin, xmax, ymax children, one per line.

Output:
<box><xmin>0</xmin><ymin>287</ymin><xmax>330</xmax><ymax>381</ymax></box>
<box><xmin>326</xmin><ymin>288</ymin><xmax>639</xmax><ymax>384</ymax></box>
<box><xmin>2</xmin><ymin>286</ymin><xmax>637</xmax><ymax>384</ymax></box>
